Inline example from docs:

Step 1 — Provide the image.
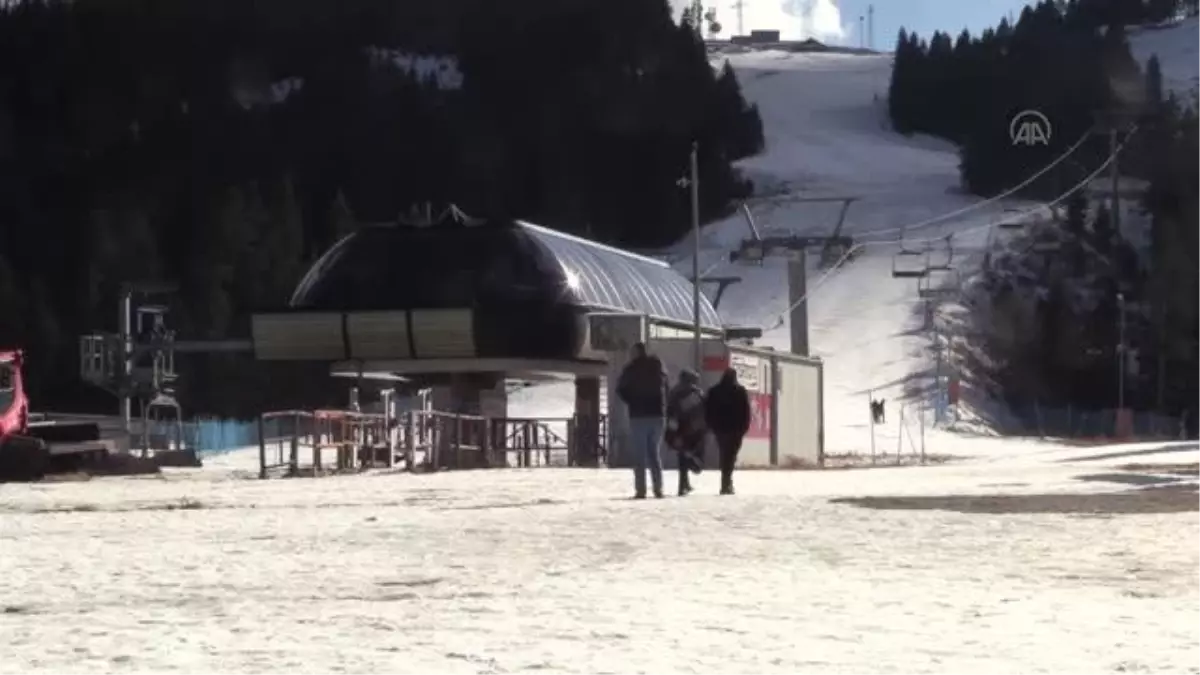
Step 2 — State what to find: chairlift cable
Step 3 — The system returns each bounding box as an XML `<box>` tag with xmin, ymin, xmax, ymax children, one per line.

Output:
<box><xmin>755</xmin><ymin>126</ymin><xmax>1137</xmax><ymax>332</ymax></box>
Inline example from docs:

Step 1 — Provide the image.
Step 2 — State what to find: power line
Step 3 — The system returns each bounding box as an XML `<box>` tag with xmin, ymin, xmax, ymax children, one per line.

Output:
<box><xmin>852</xmin><ymin>125</ymin><xmax>1098</xmax><ymax>242</ymax></box>
<box><xmin>756</xmin><ymin>126</ymin><xmax>1138</xmax><ymax>332</ymax></box>
<box><xmin>693</xmin><ymin>123</ymin><xmax>1098</xmax><ymax>284</ymax></box>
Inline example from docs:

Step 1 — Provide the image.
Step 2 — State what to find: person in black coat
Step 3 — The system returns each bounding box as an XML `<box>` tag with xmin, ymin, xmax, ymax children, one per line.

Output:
<box><xmin>616</xmin><ymin>342</ymin><xmax>669</xmax><ymax>499</ymax></box>
<box><xmin>704</xmin><ymin>368</ymin><xmax>752</xmax><ymax>495</ymax></box>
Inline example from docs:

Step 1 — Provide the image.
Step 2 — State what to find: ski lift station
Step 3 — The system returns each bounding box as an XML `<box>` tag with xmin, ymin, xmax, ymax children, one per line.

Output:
<box><xmin>248</xmin><ymin>212</ymin><xmax>826</xmax><ymax>470</ymax></box>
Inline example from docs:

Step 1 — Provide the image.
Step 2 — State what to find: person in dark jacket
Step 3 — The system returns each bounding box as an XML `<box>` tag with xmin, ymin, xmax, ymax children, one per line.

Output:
<box><xmin>616</xmin><ymin>342</ymin><xmax>669</xmax><ymax>499</ymax></box>
<box><xmin>705</xmin><ymin>368</ymin><xmax>752</xmax><ymax>495</ymax></box>
<box><xmin>665</xmin><ymin>369</ymin><xmax>706</xmax><ymax>496</ymax></box>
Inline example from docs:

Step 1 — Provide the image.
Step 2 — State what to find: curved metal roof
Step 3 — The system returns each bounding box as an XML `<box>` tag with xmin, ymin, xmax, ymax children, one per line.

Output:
<box><xmin>517</xmin><ymin>221</ymin><xmax>722</xmax><ymax>330</ymax></box>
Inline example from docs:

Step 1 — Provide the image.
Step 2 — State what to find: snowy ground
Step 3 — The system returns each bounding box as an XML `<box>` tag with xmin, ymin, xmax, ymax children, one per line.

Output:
<box><xmin>1129</xmin><ymin>16</ymin><xmax>1200</xmax><ymax>97</ymax></box>
<box><xmin>1</xmin><ymin>441</ymin><xmax>1197</xmax><ymax>674</ymax></box>
<box><xmin>3</xmin><ymin>21</ymin><xmax>1197</xmax><ymax>675</ymax></box>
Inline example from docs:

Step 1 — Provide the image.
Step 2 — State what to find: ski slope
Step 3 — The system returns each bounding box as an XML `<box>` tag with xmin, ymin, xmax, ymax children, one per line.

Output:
<box><xmin>514</xmin><ymin>19</ymin><xmax>1199</xmax><ymax>459</ymax></box>
<box><xmin>1129</xmin><ymin>15</ymin><xmax>1200</xmax><ymax>97</ymax></box>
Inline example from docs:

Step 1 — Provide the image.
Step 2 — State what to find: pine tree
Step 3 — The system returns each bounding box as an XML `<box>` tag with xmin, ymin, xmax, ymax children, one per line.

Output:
<box><xmin>260</xmin><ymin>175</ymin><xmax>306</xmax><ymax>306</ymax></box>
<box><xmin>0</xmin><ymin>254</ymin><xmax>23</xmax><ymax>348</ymax></box>
<box><xmin>887</xmin><ymin>28</ymin><xmax>914</xmax><ymax>133</ymax></box>
<box><xmin>327</xmin><ymin>188</ymin><xmax>358</xmax><ymax>246</ymax></box>
<box><xmin>1090</xmin><ymin>202</ymin><xmax>1114</xmax><ymax>252</ymax></box>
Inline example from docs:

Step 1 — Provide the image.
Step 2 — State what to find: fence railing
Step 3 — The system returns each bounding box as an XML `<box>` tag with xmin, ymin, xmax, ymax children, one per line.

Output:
<box><xmin>966</xmin><ymin>401</ymin><xmax>1189</xmax><ymax>442</ymax></box>
<box><xmin>252</xmin><ymin>408</ymin><xmax>608</xmax><ymax>479</ymax></box>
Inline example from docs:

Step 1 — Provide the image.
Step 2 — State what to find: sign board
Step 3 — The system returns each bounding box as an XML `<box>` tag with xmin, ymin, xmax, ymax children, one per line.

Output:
<box><xmin>747</xmin><ymin>392</ymin><xmax>771</xmax><ymax>439</ymax></box>
<box><xmin>730</xmin><ymin>351</ymin><xmax>761</xmax><ymax>391</ymax></box>
<box><xmin>587</xmin><ymin>312</ymin><xmax>646</xmax><ymax>352</ymax></box>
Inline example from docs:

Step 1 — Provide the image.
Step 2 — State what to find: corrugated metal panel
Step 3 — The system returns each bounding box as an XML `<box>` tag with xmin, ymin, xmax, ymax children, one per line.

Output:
<box><xmin>251</xmin><ymin>313</ymin><xmax>340</xmax><ymax>361</ymax></box>
<box><xmin>346</xmin><ymin>311</ymin><xmax>410</xmax><ymax>360</ymax></box>
<box><xmin>519</xmin><ymin>221</ymin><xmax>722</xmax><ymax>329</ymax></box>
<box><xmin>251</xmin><ymin>313</ymin><xmax>345</xmax><ymax>360</ymax></box>
<box><xmin>411</xmin><ymin>309</ymin><xmax>475</xmax><ymax>357</ymax></box>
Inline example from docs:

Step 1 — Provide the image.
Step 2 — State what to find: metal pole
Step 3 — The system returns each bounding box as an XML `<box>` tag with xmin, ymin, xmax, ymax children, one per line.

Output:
<box><xmin>919</xmin><ymin>398</ymin><xmax>926</xmax><ymax>464</ymax></box>
<box><xmin>868</xmin><ymin>5</ymin><xmax>874</xmax><ymax>50</ymax></box>
<box><xmin>1118</xmin><ymin>293</ymin><xmax>1126</xmax><ymax>411</ymax></box>
<box><xmin>690</xmin><ymin>141</ymin><xmax>702</xmax><ymax>375</ymax></box>
<box><xmin>119</xmin><ymin>289</ymin><xmax>132</xmax><ymax>441</ymax></box>
<box><xmin>867</xmin><ymin>389</ymin><xmax>876</xmax><ymax>463</ymax></box>
<box><xmin>787</xmin><ymin>252</ymin><xmax>809</xmax><ymax>356</ymax></box>
<box><xmin>1110</xmin><ymin>127</ymin><xmax>1121</xmax><ymax>239</ymax></box>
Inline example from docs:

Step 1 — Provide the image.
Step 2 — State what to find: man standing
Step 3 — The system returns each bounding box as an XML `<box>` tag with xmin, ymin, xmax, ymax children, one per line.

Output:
<box><xmin>616</xmin><ymin>342</ymin><xmax>669</xmax><ymax>499</ymax></box>
<box><xmin>665</xmin><ymin>369</ymin><xmax>706</xmax><ymax>496</ymax></box>
<box><xmin>705</xmin><ymin>368</ymin><xmax>751</xmax><ymax>496</ymax></box>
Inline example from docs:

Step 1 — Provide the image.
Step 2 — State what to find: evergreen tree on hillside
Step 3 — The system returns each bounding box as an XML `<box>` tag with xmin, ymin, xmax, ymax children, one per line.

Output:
<box><xmin>0</xmin><ymin>0</ymin><xmax>765</xmax><ymax>414</ymax></box>
<box><xmin>887</xmin><ymin>29</ymin><xmax>925</xmax><ymax>134</ymax></box>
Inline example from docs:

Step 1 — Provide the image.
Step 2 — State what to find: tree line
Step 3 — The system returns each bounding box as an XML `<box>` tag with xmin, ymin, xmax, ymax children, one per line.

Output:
<box><xmin>0</xmin><ymin>0</ymin><xmax>765</xmax><ymax>416</ymax></box>
<box><xmin>888</xmin><ymin>0</ymin><xmax>1198</xmax><ymax>430</ymax></box>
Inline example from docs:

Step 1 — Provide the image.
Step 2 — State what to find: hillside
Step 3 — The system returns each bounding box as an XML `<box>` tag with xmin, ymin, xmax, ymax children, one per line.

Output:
<box><xmin>512</xmin><ymin>15</ymin><xmax>1198</xmax><ymax>457</ymax></box>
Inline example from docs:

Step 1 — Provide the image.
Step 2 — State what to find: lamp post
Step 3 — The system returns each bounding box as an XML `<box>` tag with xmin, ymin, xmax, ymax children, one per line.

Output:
<box><xmin>676</xmin><ymin>142</ymin><xmax>703</xmax><ymax>375</ymax></box>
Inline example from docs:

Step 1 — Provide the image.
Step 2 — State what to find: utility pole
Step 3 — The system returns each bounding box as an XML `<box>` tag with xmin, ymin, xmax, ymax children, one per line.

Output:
<box><xmin>858</xmin><ymin>15</ymin><xmax>865</xmax><ymax>48</ymax></box>
<box><xmin>728</xmin><ymin>196</ymin><xmax>859</xmax><ymax>358</ymax></box>
<box><xmin>729</xmin><ymin>236</ymin><xmax>845</xmax><ymax>357</ymax></box>
<box><xmin>677</xmin><ymin>142</ymin><xmax>703</xmax><ymax>374</ymax></box>
<box><xmin>1109</xmin><ymin>126</ymin><xmax>1121</xmax><ymax>238</ymax></box>
<box><xmin>118</xmin><ymin>288</ymin><xmax>132</xmax><ymax>437</ymax></box>
<box><xmin>732</xmin><ymin>0</ymin><xmax>745</xmax><ymax>36</ymax></box>
<box><xmin>1094</xmin><ymin>109</ymin><xmax>1136</xmax><ymax>239</ymax></box>
<box><xmin>689</xmin><ymin>143</ymin><xmax>701</xmax><ymax>374</ymax></box>
<box><xmin>868</xmin><ymin>5</ymin><xmax>875</xmax><ymax>50</ymax></box>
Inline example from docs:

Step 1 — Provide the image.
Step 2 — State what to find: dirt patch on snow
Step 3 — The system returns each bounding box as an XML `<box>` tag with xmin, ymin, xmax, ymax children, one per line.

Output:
<box><xmin>832</xmin><ymin>486</ymin><xmax>1198</xmax><ymax>515</ymax></box>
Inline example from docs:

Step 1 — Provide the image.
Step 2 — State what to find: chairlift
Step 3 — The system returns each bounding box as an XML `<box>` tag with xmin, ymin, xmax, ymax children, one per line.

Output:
<box><xmin>1031</xmin><ymin>237</ymin><xmax>1061</xmax><ymax>253</ymax></box>
<box><xmin>730</xmin><ymin>241</ymin><xmax>765</xmax><ymax>264</ymax></box>
<box><xmin>917</xmin><ymin>268</ymin><xmax>962</xmax><ymax>299</ymax></box>
<box><xmin>892</xmin><ymin>254</ymin><xmax>928</xmax><ymax>278</ymax></box>
<box><xmin>925</xmin><ymin>234</ymin><xmax>955</xmax><ymax>272</ymax></box>
<box><xmin>895</xmin><ymin>226</ymin><xmax>923</xmax><ymax>255</ymax></box>
<box><xmin>891</xmin><ymin>228</ymin><xmax>928</xmax><ymax>278</ymax></box>
<box><xmin>997</xmin><ymin>216</ymin><xmax>1025</xmax><ymax>230</ymax></box>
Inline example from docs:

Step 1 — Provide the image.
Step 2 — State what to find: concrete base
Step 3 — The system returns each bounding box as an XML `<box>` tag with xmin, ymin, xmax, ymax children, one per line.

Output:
<box><xmin>573</xmin><ymin>376</ymin><xmax>601</xmax><ymax>467</ymax></box>
<box><xmin>430</xmin><ymin>374</ymin><xmax>507</xmax><ymax>469</ymax></box>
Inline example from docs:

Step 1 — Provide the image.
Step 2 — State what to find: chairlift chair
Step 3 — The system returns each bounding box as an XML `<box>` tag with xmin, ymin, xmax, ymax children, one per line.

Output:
<box><xmin>891</xmin><ymin>254</ymin><xmax>928</xmax><ymax>278</ymax></box>
<box><xmin>730</xmin><ymin>241</ymin><xmax>765</xmax><ymax>265</ymax></box>
<box><xmin>891</xmin><ymin>228</ymin><xmax>929</xmax><ymax>278</ymax></box>
<box><xmin>917</xmin><ymin>268</ymin><xmax>962</xmax><ymax>299</ymax></box>
<box><xmin>925</xmin><ymin>235</ymin><xmax>955</xmax><ymax>272</ymax></box>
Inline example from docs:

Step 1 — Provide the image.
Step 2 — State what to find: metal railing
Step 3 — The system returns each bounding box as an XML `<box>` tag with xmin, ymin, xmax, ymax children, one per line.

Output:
<box><xmin>255</xmin><ymin>408</ymin><xmax>609</xmax><ymax>479</ymax></box>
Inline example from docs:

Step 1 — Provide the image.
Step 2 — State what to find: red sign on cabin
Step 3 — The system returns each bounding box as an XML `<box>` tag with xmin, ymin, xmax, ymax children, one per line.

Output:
<box><xmin>746</xmin><ymin>392</ymin><xmax>771</xmax><ymax>440</ymax></box>
<box><xmin>702</xmin><ymin>354</ymin><xmax>729</xmax><ymax>372</ymax></box>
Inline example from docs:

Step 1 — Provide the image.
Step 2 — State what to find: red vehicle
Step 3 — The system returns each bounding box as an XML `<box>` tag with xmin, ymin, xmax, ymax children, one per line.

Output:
<box><xmin>1</xmin><ymin>348</ymin><xmax>111</xmax><ymax>481</ymax></box>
